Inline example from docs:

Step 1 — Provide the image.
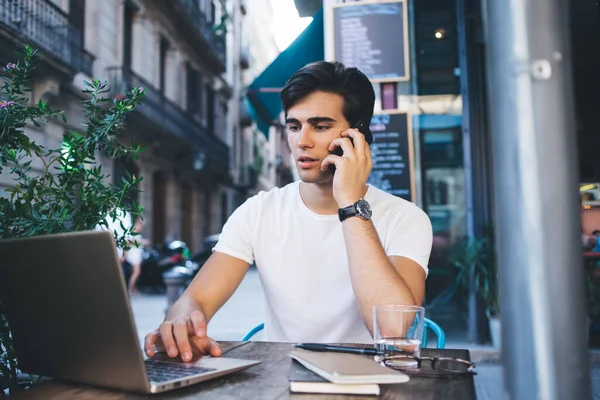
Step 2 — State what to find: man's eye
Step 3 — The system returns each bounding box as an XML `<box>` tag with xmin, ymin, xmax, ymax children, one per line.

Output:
<box><xmin>287</xmin><ymin>125</ymin><xmax>300</xmax><ymax>132</ymax></box>
<box><xmin>315</xmin><ymin>126</ymin><xmax>330</xmax><ymax>131</ymax></box>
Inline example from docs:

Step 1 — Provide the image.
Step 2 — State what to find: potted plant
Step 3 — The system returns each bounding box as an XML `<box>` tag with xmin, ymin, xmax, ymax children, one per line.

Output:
<box><xmin>0</xmin><ymin>45</ymin><xmax>145</xmax><ymax>394</ymax></box>
<box><xmin>449</xmin><ymin>228</ymin><xmax>500</xmax><ymax>347</ymax></box>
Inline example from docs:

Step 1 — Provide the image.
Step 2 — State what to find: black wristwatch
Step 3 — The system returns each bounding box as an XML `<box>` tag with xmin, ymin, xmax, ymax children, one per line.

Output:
<box><xmin>338</xmin><ymin>198</ymin><xmax>372</xmax><ymax>222</ymax></box>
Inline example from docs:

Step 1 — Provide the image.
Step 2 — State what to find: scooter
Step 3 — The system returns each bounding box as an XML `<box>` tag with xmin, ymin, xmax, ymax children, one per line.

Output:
<box><xmin>135</xmin><ymin>240</ymin><xmax>198</xmax><ymax>292</ymax></box>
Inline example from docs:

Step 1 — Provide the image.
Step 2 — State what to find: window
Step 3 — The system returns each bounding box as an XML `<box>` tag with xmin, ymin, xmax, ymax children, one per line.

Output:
<box><xmin>159</xmin><ymin>36</ymin><xmax>170</xmax><ymax>94</ymax></box>
<box><xmin>186</xmin><ymin>63</ymin><xmax>203</xmax><ymax>118</ymax></box>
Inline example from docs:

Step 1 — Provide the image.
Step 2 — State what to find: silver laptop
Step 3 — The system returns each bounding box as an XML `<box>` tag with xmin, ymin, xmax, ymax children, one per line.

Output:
<box><xmin>0</xmin><ymin>230</ymin><xmax>259</xmax><ymax>394</ymax></box>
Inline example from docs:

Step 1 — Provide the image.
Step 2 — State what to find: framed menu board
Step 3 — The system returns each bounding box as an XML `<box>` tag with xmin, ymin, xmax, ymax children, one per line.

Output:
<box><xmin>332</xmin><ymin>0</ymin><xmax>409</xmax><ymax>82</ymax></box>
<box><xmin>367</xmin><ymin>112</ymin><xmax>415</xmax><ymax>202</ymax></box>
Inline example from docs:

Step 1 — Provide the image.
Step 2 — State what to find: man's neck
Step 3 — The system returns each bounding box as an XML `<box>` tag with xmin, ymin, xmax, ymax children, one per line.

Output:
<box><xmin>299</xmin><ymin>181</ymin><xmax>368</xmax><ymax>215</ymax></box>
<box><xmin>299</xmin><ymin>181</ymin><xmax>339</xmax><ymax>215</ymax></box>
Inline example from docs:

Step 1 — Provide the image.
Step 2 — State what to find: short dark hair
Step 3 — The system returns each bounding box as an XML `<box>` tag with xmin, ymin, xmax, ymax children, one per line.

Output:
<box><xmin>280</xmin><ymin>61</ymin><xmax>375</xmax><ymax>144</ymax></box>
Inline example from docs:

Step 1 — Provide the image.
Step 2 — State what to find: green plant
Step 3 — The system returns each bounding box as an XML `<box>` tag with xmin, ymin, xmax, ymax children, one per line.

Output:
<box><xmin>0</xmin><ymin>46</ymin><xmax>145</xmax><ymax>393</ymax></box>
<box><xmin>212</xmin><ymin>12</ymin><xmax>230</xmax><ymax>36</ymax></box>
<box><xmin>449</xmin><ymin>229</ymin><xmax>499</xmax><ymax>317</ymax></box>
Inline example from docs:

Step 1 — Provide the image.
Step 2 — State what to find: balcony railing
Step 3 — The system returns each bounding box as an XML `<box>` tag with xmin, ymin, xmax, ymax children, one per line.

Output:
<box><xmin>0</xmin><ymin>0</ymin><xmax>94</xmax><ymax>76</ymax></box>
<box><xmin>175</xmin><ymin>0</ymin><xmax>226</xmax><ymax>67</ymax></box>
<box><xmin>107</xmin><ymin>66</ymin><xmax>229</xmax><ymax>172</ymax></box>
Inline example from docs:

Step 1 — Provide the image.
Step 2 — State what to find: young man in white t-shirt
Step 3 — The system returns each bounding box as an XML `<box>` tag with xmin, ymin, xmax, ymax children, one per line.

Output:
<box><xmin>145</xmin><ymin>61</ymin><xmax>433</xmax><ymax>362</ymax></box>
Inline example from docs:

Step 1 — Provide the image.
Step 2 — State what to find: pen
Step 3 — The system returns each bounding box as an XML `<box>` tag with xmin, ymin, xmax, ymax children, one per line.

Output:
<box><xmin>293</xmin><ymin>343</ymin><xmax>378</xmax><ymax>356</ymax></box>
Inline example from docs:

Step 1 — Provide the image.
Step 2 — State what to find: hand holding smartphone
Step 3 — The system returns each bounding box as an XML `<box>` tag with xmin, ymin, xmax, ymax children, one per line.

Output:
<box><xmin>328</xmin><ymin>119</ymin><xmax>366</xmax><ymax>174</ymax></box>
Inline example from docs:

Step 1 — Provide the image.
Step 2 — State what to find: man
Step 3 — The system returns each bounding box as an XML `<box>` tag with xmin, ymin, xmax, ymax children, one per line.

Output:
<box><xmin>145</xmin><ymin>61</ymin><xmax>432</xmax><ymax>362</ymax></box>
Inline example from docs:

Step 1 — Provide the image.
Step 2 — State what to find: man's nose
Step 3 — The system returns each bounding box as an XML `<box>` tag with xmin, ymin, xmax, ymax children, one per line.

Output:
<box><xmin>296</xmin><ymin>127</ymin><xmax>313</xmax><ymax>148</ymax></box>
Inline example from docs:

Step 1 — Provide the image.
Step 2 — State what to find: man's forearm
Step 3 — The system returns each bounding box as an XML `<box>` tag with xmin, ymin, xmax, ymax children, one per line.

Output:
<box><xmin>342</xmin><ymin>217</ymin><xmax>418</xmax><ymax>334</ymax></box>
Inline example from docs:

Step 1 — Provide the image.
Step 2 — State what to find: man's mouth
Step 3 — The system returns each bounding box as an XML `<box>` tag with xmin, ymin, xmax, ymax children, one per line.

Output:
<box><xmin>297</xmin><ymin>156</ymin><xmax>318</xmax><ymax>168</ymax></box>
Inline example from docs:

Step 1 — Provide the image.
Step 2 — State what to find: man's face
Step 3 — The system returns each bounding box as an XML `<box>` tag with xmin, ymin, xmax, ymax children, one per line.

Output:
<box><xmin>285</xmin><ymin>91</ymin><xmax>350</xmax><ymax>185</ymax></box>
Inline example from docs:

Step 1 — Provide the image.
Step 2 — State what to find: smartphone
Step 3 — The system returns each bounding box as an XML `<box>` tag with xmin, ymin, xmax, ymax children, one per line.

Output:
<box><xmin>328</xmin><ymin>119</ymin><xmax>366</xmax><ymax>174</ymax></box>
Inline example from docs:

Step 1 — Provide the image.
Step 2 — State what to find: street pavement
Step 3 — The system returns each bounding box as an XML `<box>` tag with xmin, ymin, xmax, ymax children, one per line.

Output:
<box><xmin>130</xmin><ymin>267</ymin><xmax>266</xmax><ymax>345</ymax></box>
<box><xmin>129</xmin><ymin>268</ymin><xmax>600</xmax><ymax>399</ymax></box>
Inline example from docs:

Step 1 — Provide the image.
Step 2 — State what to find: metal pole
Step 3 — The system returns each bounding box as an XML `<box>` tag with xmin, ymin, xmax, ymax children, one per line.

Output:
<box><xmin>482</xmin><ymin>0</ymin><xmax>590</xmax><ymax>399</ymax></box>
<box><xmin>456</xmin><ymin>0</ymin><xmax>479</xmax><ymax>344</ymax></box>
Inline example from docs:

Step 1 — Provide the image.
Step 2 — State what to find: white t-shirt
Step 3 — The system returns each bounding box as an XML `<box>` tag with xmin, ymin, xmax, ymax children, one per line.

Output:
<box><xmin>95</xmin><ymin>208</ymin><xmax>132</xmax><ymax>259</ymax></box>
<box><xmin>214</xmin><ymin>181</ymin><xmax>432</xmax><ymax>343</ymax></box>
<box><xmin>125</xmin><ymin>236</ymin><xmax>144</xmax><ymax>265</ymax></box>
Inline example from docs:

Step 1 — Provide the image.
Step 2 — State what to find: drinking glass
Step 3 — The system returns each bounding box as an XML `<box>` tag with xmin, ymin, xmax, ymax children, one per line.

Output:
<box><xmin>373</xmin><ymin>304</ymin><xmax>425</xmax><ymax>368</ymax></box>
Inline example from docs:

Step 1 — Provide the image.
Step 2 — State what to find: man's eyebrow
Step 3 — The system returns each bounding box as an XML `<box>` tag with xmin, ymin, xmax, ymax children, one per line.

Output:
<box><xmin>285</xmin><ymin>116</ymin><xmax>337</xmax><ymax>125</ymax></box>
<box><xmin>307</xmin><ymin>117</ymin><xmax>336</xmax><ymax>125</ymax></box>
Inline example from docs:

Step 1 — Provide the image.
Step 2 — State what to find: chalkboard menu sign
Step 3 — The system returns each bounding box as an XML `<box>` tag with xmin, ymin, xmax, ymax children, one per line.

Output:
<box><xmin>332</xmin><ymin>0</ymin><xmax>408</xmax><ymax>81</ymax></box>
<box><xmin>367</xmin><ymin>113</ymin><xmax>414</xmax><ymax>201</ymax></box>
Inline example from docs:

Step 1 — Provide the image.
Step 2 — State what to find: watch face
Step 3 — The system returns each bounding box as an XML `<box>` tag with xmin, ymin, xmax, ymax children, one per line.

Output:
<box><xmin>356</xmin><ymin>199</ymin><xmax>372</xmax><ymax>219</ymax></box>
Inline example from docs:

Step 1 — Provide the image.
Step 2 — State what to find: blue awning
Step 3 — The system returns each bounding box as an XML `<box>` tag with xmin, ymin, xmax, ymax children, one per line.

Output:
<box><xmin>247</xmin><ymin>9</ymin><xmax>324</xmax><ymax>138</ymax></box>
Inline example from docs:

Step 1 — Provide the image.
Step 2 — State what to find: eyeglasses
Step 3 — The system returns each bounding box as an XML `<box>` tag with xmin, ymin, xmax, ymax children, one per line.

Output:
<box><xmin>379</xmin><ymin>355</ymin><xmax>476</xmax><ymax>377</ymax></box>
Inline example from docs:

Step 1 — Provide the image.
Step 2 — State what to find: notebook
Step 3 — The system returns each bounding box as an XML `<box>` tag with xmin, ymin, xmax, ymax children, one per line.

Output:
<box><xmin>289</xmin><ymin>359</ymin><xmax>380</xmax><ymax>395</ymax></box>
<box><xmin>289</xmin><ymin>349</ymin><xmax>409</xmax><ymax>385</ymax></box>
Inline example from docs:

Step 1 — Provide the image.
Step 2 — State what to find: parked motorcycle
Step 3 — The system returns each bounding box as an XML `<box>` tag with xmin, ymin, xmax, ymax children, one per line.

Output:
<box><xmin>135</xmin><ymin>240</ymin><xmax>199</xmax><ymax>293</ymax></box>
<box><xmin>190</xmin><ymin>234</ymin><xmax>256</xmax><ymax>270</ymax></box>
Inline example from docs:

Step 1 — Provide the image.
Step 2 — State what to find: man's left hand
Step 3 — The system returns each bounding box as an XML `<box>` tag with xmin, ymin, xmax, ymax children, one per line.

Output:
<box><xmin>321</xmin><ymin>128</ymin><xmax>372</xmax><ymax>208</ymax></box>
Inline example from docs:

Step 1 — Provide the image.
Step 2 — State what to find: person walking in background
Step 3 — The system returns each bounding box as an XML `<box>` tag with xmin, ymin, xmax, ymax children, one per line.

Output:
<box><xmin>125</xmin><ymin>217</ymin><xmax>149</xmax><ymax>295</ymax></box>
<box><xmin>96</xmin><ymin>207</ymin><xmax>132</xmax><ymax>262</ymax></box>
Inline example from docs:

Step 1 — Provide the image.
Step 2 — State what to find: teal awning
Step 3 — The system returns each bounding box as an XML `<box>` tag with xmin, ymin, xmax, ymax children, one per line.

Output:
<box><xmin>247</xmin><ymin>9</ymin><xmax>324</xmax><ymax>138</ymax></box>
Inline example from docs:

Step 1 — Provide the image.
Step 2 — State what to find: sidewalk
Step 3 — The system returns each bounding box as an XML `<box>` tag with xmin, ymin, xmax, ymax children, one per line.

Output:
<box><xmin>445</xmin><ymin>341</ymin><xmax>600</xmax><ymax>399</ymax></box>
<box><xmin>129</xmin><ymin>267</ymin><xmax>266</xmax><ymax>346</ymax></box>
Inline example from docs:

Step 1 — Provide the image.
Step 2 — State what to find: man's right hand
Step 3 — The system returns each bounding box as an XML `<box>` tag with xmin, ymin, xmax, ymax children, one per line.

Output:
<box><xmin>144</xmin><ymin>310</ymin><xmax>222</xmax><ymax>362</ymax></box>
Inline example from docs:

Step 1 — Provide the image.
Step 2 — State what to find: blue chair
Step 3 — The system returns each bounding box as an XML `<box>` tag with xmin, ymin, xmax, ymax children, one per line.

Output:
<box><xmin>422</xmin><ymin>318</ymin><xmax>445</xmax><ymax>348</ymax></box>
<box><xmin>242</xmin><ymin>318</ymin><xmax>446</xmax><ymax>348</ymax></box>
<box><xmin>241</xmin><ymin>323</ymin><xmax>265</xmax><ymax>341</ymax></box>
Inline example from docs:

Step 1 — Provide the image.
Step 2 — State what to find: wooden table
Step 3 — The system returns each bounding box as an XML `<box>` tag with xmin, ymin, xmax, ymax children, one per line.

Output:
<box><xmin>9</xmin><ymin>341</ymin><xmax>476</xmax><ymax>399</ymax></box>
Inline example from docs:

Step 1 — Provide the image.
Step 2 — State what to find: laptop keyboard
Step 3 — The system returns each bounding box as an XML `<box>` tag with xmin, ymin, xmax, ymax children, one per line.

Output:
<box><xmin>145</xmin><ymin>360</ymin><xmax>217</xmax><ymax>383</ymax></box>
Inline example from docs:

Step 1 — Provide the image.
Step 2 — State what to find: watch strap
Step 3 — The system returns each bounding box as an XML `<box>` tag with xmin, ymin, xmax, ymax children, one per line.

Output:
<box><xmin>338</xmin><ymin>204</ymin><xmax>357</xmax><ymax>222</ymax></box>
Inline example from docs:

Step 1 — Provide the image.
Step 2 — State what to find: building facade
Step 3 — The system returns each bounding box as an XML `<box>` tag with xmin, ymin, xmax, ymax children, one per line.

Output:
<box><xmin>228</xmin><ymin>0</ymin><xmax>293</xmax><ymax>208</ymax></box>
<box><xmin>0</xmin><ymin>0</ymin><xmax>289</xmax><ymax>252</ymax></box>
<box><xmin>237</xmin><ymin>0</ymin><xmax>294</xmax><ymax>198</ymax></box>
